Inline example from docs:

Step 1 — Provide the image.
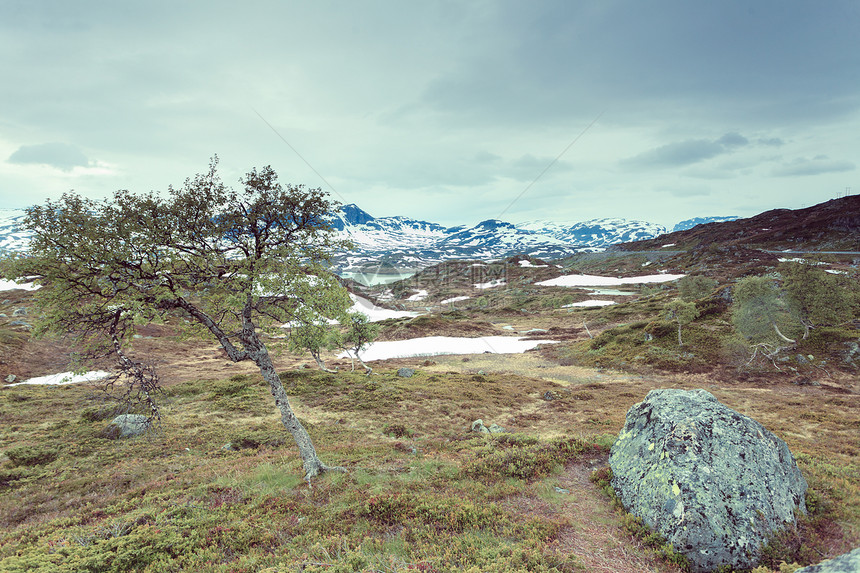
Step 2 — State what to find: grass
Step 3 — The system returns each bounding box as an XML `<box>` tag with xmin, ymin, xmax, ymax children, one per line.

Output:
<box><xmin>1</xmin><ymin>360</ymin><xmax>857</xmax><ymax>573</ymax></box>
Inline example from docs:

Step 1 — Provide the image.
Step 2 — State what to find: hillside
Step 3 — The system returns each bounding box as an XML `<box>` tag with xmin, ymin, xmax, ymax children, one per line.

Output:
<box><xmin>619</xmin><ymin>195</ymin><xmax>860</xmax><ymax>253</ymax></box>
<box><xmin>1</xmin><ymin>196</ymin><xmax>859</xmax><ymax>571</ymax></box>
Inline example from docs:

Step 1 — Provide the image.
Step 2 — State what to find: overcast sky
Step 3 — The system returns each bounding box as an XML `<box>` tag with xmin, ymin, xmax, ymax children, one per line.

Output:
<box><xmin>2</xmin><ymin>1</ymin><xmax>858</xmax><ymax>228</ymax></box>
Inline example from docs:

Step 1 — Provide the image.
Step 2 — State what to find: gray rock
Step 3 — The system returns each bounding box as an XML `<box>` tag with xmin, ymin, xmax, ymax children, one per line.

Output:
<box><xmin>543</xmin><ymin>391</ymin><xmax>556</xmax><ymax>401</ymax></box>
<box><xmin>797</xmin><ymin>354</ymin><xmax>810</xmax><ymax>365</ymax></box>
<box><xmin>487</xmin><ymin>424</ymin><xmax>506</xmax><ymax>434</ymax></box>
<box><xmin>12</xmin><ymin>307</ymin><xmax>27</xmax><ymax>316</ymax></box>
<box><xmin>105</xmin><ymin>414</ymin><xmax>151</xmax><ymax>439</ymax></box>
<box><xmin>795</xmin><ymin>547</ymin><xmax>860</xmax><ymax>572</ymax></box>
<box><xmin>471</xmin><ymin>419</ymin><xmax>489</xmax><ymax>433</ymax></box>
<box><xmin>5</xmin><ymin>374</ymin><xmax>16</xmax><ymax>384</ymax></box>
<box><xmin>397</xmin><ymin>367</ymin><xmax>414</xmax><ymax>378</ymax></box>
<box><xmin>609</xmin><ymin>389</ymin><xmax>807</xmax><ymax>573</ymax></box>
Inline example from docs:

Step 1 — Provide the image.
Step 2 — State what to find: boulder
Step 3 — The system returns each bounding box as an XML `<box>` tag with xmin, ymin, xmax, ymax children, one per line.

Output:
<box><xmin>470</xmin><ymin>419</ymin><xmax>505</xmax><ymax>434</ymax></box>
<box><xmin>104</xmin><ymin>414</ymin><xmax>151</xmax><ymax>439</ymax></box>
<box><xmin>609</xmin><ymin>389</ymin><xmax>807</xmax><ymax>572</ymax></box>
<box><xmin>397</xmin><ymin>367</ymin><xmax>415</xmax><ymax>378</ymax></box>
<box><xmin>795</xmin><ymin>547</ymin><xmax>860</xmax><ymax>572</ymax></box>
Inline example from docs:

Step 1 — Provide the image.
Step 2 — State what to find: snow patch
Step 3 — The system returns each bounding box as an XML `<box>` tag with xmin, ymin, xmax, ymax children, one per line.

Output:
<box><xmin>349</xmin><ymin>293</ymin><xmax>421</xmax><ymax>322</ymax></box>
<box><xmin>440</xmin><ymin>296</ymin><xmax>470</xmax><ymax>304</ymax></box>
<box><xmin>563</xmin><ymin>300</ymin><xmax>616</xmax><ymax>307</ymax></box>
<box><xmin>338</xmin><ymin>336</ymin><xmax>559</xmax><ymax>362</ymax></box>
<box><xmin>406</xmin><ymin>289</ymin><xmax>428</xmax><ymax>301</ymax></box>
<box><xmin>0</xmin><ymin>279</ymin><xmax>41</xmax><ymax>291</ymax></box>
<box><xmin>6</xmin><ymin>370</ymin><xmax>111</xmax><ymax>387</ymax></box>
<box><xmin>537</xmin><ymin>274</ymin><xmax>685</xmax><ymax>287</ymax></box>
<box><xmin>474</xmin><ymin>279</ymin><xmax>506</xmax><ymax>289</ymax></box>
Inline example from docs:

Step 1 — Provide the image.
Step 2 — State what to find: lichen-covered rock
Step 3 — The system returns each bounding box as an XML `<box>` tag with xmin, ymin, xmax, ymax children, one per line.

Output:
<box><xmin>397</xmin><ymin>367</ymin><xmax>414</xmax><ymax>378</ymax></box>
<box><xmin>609</xmin><ymin>388</ymin><xmax>807</xmax><ymax>572</ymax></box>
<box><xmin>103</xmin><ymin>414</ymin><xmax>150</xmax><ymax>439</ymax></box>
<box><xmin>795</xmin><ymin>547</ymin><xmax>860</xmax><ymax>572</ymax></box>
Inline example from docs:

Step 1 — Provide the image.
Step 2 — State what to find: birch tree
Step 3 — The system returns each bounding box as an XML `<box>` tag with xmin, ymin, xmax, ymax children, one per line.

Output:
<box><xmin>3</xmin><ymin>158</ymin><xmax>352</xmax><ymax>480</ymax></box>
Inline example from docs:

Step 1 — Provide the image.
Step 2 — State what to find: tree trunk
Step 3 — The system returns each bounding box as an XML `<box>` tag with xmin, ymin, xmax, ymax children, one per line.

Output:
<box><xmin>310</xmin><ymin>350</ymin><xmax>338</xmax><ymax>374</ymax></box>
<box><xmin>250</xmin><ymin>341</ymin><xmax>345</xmax><ymax>481</ymax></box>
<box><xmin>771</xmin><ymin>322</ymin><xmax>796</xmax><ymax>344</ymax></box>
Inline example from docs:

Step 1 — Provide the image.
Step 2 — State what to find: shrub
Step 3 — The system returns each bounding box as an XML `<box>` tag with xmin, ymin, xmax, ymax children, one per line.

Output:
<box><xmin>5</xmin><ymin>445</ymin><xmax>60</xmax><ymax>467</ymax></box>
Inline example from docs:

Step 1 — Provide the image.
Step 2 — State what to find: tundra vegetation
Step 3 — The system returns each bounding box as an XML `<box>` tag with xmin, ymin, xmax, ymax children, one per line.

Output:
<box><xmin>1</xmin><ymin>181</ymin><xmax>858</xmax><ymax>570</ymax></box>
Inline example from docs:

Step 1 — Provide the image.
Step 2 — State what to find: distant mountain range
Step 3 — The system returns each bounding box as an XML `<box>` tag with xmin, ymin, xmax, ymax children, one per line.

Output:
<box><xmin>0</xmin><ymin>204</ymin><xmax>740</xmax><ymax>273</ymax></box>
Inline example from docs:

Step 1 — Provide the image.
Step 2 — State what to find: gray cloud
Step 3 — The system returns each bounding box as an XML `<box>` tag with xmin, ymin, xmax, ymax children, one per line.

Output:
<box><xmin>622</xmin><ymin>138</ymin><xmax>728</xmax><ymax>169</ymax></box>
<box><xmin>772</xmin><ymin>156</ymin><xmax>856</xmax><ymax>177</ymax></box>
<box><xmin>8</xmin><ymin>143</ymin><xmax>90</xmax><ymax>171</ymax></box>
<box><xmin>716</xmin><ymin>133</ymin><xmax>749</xmax><ymax>148</ymax></box>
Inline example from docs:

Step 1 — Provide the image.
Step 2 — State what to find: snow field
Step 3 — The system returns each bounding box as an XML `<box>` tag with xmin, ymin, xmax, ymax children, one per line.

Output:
<box><xmin>337</xmin><ymin>335</ymin><xmax>559</xmax><ymax>362</ymax></box>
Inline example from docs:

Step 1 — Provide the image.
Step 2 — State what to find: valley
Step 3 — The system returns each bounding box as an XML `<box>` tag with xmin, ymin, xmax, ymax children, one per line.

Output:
<box><xmin>0</xmin><ymin>196</ymin><xmax>858</xmax><ymax>572</ymax></box>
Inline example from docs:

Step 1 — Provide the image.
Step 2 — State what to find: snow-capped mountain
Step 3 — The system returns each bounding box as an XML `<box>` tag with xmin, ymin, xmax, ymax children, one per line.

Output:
<box><xmin>672</xmin><ymin>216</ymin><xmax>740</xmax><ymax>233</ymax></box>
<box><xmin>0</xmin><ymin>209</ymin><xmax>29</xmax><ymax>253</ymax></box>
<box><xmin>518</xmin><ymin>218</ymin><xmax>668</xmax><ymax>247</ymax></box>
<box><xmin>0</xmin><ymin>203</ymin><xmax>670</xmax><ymax>274</ymax></box>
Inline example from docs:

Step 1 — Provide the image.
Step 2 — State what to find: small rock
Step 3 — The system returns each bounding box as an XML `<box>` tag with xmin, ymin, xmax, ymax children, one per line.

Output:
<box><xmin>471</xmin><ymin>419</ymin><xmax>489</xmax><ymax>433</ymax></box>
<box><xmin>795</xmin><ymin>547</ymin><xmax>860</xmax><ymax>572</ymax></box>
<box><xmin>543</xmin><ymin>391</ymin><xmax>556</xmax><ymax>401</ymax></box>
<box><xmin>103</xmin><ymin>414</ymin><xmax>150</xmax><ymax>439</ymax></box>
<box><xmin>8</xmin><ymin>320</ymin><xmax>31</xmax><ymax>329</ymax></box>
<box><xmin>12</xmin><ymin>308</ymin><xmax>27</xmax><ymax>316</ymax></box>
<box><xmin>487</xmin><ymin>424</ymin><xmax>505</xmax><ymax>434</ymax></box>
<box><xmin>222</xmin><ymin>442</ymin><xmax>236</xmax><ymax>451</ymax></box>
<box><xmin>397</xmin><ymin>367</ymin><xmax>414</xmax><ymax>378</ymax></box>
<box><xmin>5</xmin><ymin>374</ymin><xmax>16</xmax><ymax>383</ymax></box>
<box><xmin>553</xmin><ymin>487</ymin><xmax>570</xmax><ymax>494</ymax></box>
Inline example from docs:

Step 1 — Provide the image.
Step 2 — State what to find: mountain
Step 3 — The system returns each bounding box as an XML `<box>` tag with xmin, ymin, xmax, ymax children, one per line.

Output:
<box><xmin>0</xmin><ymin>209</ymin><xmax>29</xmax><ymax>254</ymax></box>
<box><xmin>0</xmin><ymin>203</ymin><xmax>669</xmax><ymax>274</ymax></box>
<box><xmin>620</xmin><ymin>195</ymin><xmax>860</xmax><ymax>253</ymax></box>
<box><xmin>672</xmin><ymin>216</ymin><xmax>740</xmax><ymax>233</ymax></box>
<box><xmin>519</xmin><ymin>218</ymin><xmax>667</xmax><ymax>247</ymax></box>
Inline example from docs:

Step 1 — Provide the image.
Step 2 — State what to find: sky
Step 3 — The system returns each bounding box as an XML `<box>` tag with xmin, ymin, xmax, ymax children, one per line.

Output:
<box><xmin>2</xmin><ymin>0</ymin><xmax>858</xmax><ymax>229</ymax></box>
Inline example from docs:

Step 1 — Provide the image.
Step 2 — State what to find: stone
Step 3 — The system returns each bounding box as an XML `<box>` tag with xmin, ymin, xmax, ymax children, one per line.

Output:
<box><xmin>609</xmin><ymin>388</ymin><xmax>807</xmax><ymax>573</ymax></box>
<box><xmin>104</xmin><ymin>414</ymin><xmax>151</xmax><ymax>439</ymax></box>
<box><xmin>795</xmin><ymin>547</ymin><xmax>860</xmax><ymax>572</ymax></box>
<box><xmin>397</xmin><ymin>367</ymin><xmax>414</xmax><ymax>378</ymax></box>
<box><xmin>487</xmin><ymin>424</ymin><xmax>505</xmax><ymax>434</ymax></box>
<box><xmin>5</xmin><ymin>374</ymin><xmax>16</xmax><ymax>384</ymax></box>
<box><xmin>471</xmin><ymin>419</ymin><xmax>489</xmax><ymax>433</ymax></box>
<box><xmin>543</xmin><ymin>391</ymin><xmax>556</xmax><ymax>401</ymax></box>
<box><xmin>12</xmin><ymin>307</ymin><xmax>27</xmax><ymax>316</ymax></box>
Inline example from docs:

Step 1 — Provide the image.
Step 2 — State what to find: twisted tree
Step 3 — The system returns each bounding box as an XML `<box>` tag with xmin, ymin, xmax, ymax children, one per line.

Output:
<box><xmin>3</xmin><ymin>158</ymin><xmax>352</xmax><ymax>480</ymax></box>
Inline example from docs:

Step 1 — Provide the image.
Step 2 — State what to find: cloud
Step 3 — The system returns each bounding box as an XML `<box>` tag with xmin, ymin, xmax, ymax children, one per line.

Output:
<box><xmin>716</xmin><ymin>132</ymin><xmax>749</xmax><ymax>147</ymax></box>
<box><xmin>771</xmin><ymin>156</ymin><xmax>856</xmax><ymax>177</ymax></box>
<box><xmin>622</xmin><ymin>139</ymin><xmax>726</xmax><ymax>169</ymax></box>
<box><xmin>8</xmin><ymin>142</ymin><xmax>90</xmax><ymax>171</ymax></box>
<box><xmin>757</xmin><ymin>137</ymin><xmax>785</xmax><ymax>147</ymax></box>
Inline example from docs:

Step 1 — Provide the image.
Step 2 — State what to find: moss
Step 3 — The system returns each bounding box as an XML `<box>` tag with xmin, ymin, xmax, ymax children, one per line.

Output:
<box><xmin>5</xmin><ymin>445</ymin><xmax>60</xmax><ymax>467</ymax></box>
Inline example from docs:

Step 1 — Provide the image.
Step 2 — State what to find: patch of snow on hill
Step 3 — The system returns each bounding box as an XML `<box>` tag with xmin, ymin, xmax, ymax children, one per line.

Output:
<box><xmin>349</xmin><ymin>294</ymin><xmax>420</xmax><ymax>321</ymax></box>
<box><xmin>537</xmin><ymin>274</ymin><xmax>685</xmax><ymax>287</ymax></box>
<box><xmin>0</xmin><ymin>279</ymin><xmax>40</xmax><ymax>291</ymax></box>
<box><xmin>563</xmin><ymin>300</ymin><xmax>616</xmax><ymax>307</ymax></box>
<box><xmin>6</xmin><ymin>370</ymin><xmax>111</xmax><ymax>387</ymax></box>
<box><xmin>474</xmin><ymin>279</ymin><xmax>506</xmax><ymax>289</ymax></box>
<box><xmin>340</xmin><ymin>335</ymin><xmax>559</xmax><ymax>362</ymax></box>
